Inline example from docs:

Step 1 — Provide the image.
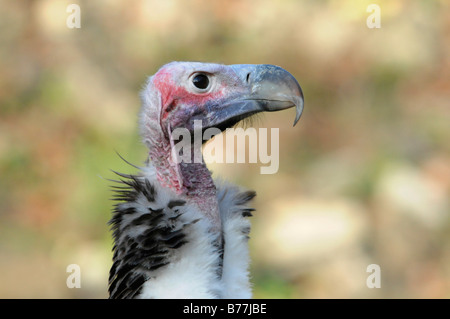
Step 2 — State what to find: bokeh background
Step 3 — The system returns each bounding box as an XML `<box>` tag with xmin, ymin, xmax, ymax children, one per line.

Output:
<box><xmin>0</xmin><ymin>0</ymin><xmax>449</xmax><ymax>298</ymax></box>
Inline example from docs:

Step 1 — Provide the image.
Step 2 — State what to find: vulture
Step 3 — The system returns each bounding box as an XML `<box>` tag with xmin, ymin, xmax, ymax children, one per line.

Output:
<box><xmin>108</xmin><ymin>62</ymin><xmax>303</xmax><ymax>299</ymax></box>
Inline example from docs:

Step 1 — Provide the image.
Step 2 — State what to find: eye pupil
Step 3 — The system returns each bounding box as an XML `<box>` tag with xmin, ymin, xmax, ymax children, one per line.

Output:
<box><xmin>192</xmin><ymin>74</ymin><xmax>209</xmax><ymax>90</ymax></box>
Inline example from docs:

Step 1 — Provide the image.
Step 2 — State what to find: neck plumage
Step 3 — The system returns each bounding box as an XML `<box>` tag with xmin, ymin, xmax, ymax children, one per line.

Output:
<box><xmin>148</xmin><ymin>135</ymin><xmax>221</xmax><ymax>232</ymax></box>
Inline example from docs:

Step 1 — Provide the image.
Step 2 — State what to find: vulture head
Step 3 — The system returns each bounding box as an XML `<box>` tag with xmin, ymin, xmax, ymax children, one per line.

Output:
<box><xmin>139</xmin><ymin>62</ymin><xmax>303</xmax><ymax>230</ymax></box>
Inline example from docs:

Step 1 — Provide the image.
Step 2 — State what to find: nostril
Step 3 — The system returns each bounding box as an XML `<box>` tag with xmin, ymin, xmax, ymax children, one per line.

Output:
<box><xmin>246</xmin><ymin>72</ymin><xmax>251</xmax><ymax>83</ymax></box>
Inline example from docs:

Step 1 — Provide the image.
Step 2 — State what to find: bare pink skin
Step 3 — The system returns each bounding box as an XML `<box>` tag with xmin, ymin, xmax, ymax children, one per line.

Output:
<box><xmin>148</xmin><ymin>66</ymin><xmax>228</xmax><ymax>232</ymax></box>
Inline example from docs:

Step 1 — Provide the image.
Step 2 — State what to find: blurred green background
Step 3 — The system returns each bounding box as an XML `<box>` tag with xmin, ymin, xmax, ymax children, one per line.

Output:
<box><xmin>0</xmin><ymin>0</ymin><xmax>449</xmax><ymax>298</ymax></box>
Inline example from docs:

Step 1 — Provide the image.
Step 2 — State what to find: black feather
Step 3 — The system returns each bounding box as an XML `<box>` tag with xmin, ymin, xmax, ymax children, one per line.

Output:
<box><xmin>108</xmin><ymin>169</ymin><xmax>194</xmax><ymax>299</ymax></box>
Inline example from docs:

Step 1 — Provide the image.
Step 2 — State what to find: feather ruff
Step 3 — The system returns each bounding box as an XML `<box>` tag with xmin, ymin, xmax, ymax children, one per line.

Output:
<box><xmin>108</xmin><ymin>165</ymin><xmax>255</xmax><ymax>299</ymax></box>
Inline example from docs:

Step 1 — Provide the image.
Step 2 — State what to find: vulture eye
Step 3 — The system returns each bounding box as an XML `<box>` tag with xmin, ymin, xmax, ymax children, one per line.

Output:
<box><xmin>191</xmin><ymin>73</ymin><xmax>210</xmax><ymax>91</ymax></box>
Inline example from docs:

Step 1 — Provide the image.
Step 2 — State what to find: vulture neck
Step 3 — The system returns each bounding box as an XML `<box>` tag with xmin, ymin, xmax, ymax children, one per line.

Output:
<box><xmin>148</xmin><ymin>135</ymin><xmax>221</xmax><ymax>232</ymax></box>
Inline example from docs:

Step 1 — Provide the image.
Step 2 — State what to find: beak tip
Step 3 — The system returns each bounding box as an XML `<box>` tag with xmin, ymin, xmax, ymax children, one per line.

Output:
<box><xmin>293</xmin><ymin>115</ymin><xmax>301</xmax><ymax>127</ymax></box>
<box><xmin>292</xmin><ymin>95</ymin><xmax>304</xmax><ymax>127</ymax></box>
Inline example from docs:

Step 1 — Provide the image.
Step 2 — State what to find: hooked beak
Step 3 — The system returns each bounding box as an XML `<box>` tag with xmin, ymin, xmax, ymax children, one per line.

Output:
<box><xmin>203</xmin><ymin>64</ymin><xmax>304</xmax><ymax>132</ymax></box>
